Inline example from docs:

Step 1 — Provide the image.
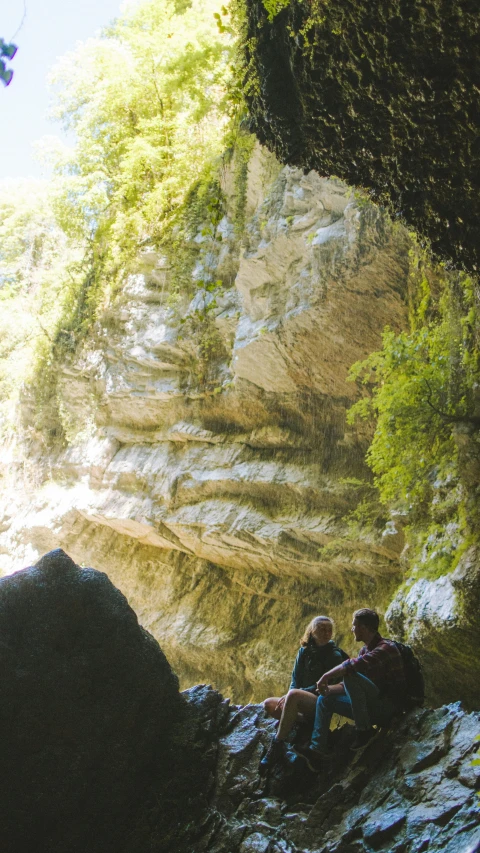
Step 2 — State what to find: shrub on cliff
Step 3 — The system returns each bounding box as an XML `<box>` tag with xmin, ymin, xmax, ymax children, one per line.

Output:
<box><xmin>348</xmin><ymin>249</ymin><xmax>479</xmax><ymax>579</ymax></box>
<box><xmin>243</xmin><ymin>0</ymin><xmax>480</xmax><ymax>273</ymax></box>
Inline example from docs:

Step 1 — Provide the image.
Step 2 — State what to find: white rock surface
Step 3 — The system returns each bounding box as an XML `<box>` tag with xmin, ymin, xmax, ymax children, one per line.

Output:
<box><xmin>0</xmin><ymin>147</ymin><xmax>412</xmax><ymax>699</ymax></box>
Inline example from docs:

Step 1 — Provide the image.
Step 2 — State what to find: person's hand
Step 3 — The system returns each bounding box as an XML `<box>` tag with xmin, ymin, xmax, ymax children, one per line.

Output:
<box><xmin>316</xmin><ymin>674</ymin><xmax>329</xmax><ymax>694</ymax></box>
<box><xmin>275</xmin><ymin>695</ymin><xmax>286</xmax><ymax>714</ymax></box>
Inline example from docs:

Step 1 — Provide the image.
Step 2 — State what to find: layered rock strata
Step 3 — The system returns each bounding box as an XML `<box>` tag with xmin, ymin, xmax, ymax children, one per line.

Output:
<box><xmin>1</xmin><ymin>150</ymin><xmax>413</xmax><ymax>700</ymax></box>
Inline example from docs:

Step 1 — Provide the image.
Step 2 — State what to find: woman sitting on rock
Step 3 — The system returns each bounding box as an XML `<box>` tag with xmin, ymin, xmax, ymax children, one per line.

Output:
<box><xmin>261</xmin><ymin>615</ymin><xmax>346</xmax><ymax>772</ymax></box>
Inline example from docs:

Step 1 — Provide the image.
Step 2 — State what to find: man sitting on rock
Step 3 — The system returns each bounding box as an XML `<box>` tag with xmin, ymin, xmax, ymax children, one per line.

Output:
<box><xmin>296</xmin><ymin>608</ymin><xmax>406</xmax><ymax>772</ymax></box>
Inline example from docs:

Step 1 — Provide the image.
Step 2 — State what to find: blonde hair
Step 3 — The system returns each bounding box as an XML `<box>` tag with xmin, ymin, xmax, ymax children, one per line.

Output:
<box><xmin>301</xmin><ymin>615</ymin><xmax>334</xmax><ymax>647</ymax></box>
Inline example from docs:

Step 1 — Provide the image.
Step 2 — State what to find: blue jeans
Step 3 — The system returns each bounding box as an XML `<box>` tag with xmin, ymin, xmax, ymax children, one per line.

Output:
<box><xmin>310</xmin><ymin>673</ymin><xmax>396</xmax><ymax>754</ymax></box>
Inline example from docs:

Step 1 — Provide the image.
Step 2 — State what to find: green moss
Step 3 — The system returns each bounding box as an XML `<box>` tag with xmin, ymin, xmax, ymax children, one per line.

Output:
<box><xmin>346</xmin><ymin>495</ymin><xmax>388</xmax><ymax>539</ymax></box>
<box><xmin>406</xmin><ymin>524</ymin><xmax>466</xmax><ymax>582</ymax></box>
<box><xmin>230</xmin><ymin>130</ymin><xmax>256</xmax><ymax>235</ymax></box>
<box><xmin>162</xmin><ymin>168</ymin><xmax>226</xmax><ymax>306</ymax></box>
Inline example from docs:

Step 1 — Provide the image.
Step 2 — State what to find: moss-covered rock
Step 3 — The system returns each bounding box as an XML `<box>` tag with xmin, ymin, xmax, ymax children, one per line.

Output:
<box><xmin>243</xmin><ymin>0</ymin><xmax>480</xmax><ymax>272</ymax></box>
<box><xmin>386</xmin><ymin>545</ymin><xmax>480</xmax><ymax>708</ymax></box>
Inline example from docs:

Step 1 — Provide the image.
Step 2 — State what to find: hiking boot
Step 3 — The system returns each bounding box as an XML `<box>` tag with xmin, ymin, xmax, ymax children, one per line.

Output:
<box><xmin>291</xmin><ymin>720</ymin><xmax>313</xmax><ymax>750</ymax></box>
<box><xmin>294</xmin><ymin>744</ymin><xmax>328</xmax><ymax>773</ymax></box>
<box><xmin>350</xmin><ymin>728</ymin><xmax>379</xmax><ymax>751</ymax></box>
<box><xmin>259</xmin><ymin>738</ymin><xmax>286</xmax><ymax>775</ymax></box>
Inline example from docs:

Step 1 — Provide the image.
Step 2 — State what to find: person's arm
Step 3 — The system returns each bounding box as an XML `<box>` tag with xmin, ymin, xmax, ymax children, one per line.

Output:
<box><xmin>316</xmin><ymin>661</ymin><xmax>347</xmax><ymax>692</ymax></box>
<box><xmin>289</xmin><ymin>647</ymin><xmax>304</xmax><ymax>690</ymax></box>
<box><xmin>318</xmin><ymin>644</ymin><xmax>388</xmax><ymax>692</ymax></box>
<box><xmin>341</xmin><ymin>644</ymin><xmax>386</xmax><ymax>679</ymax></box>
<box><xmin>321</xmin><ymin>682</ymin><xmax>345</xmax><ymax>696</ymax></box>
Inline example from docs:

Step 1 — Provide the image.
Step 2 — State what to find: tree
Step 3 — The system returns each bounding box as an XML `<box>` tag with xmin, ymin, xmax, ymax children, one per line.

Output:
<box><xmin>44</xmin><ymin>0</ymin><xmax>233</xmax><ymax>266</ymax></box>
<box><xmin>348</xmin><ymin>256</ymin><xmax>479</xmax><ymax>578</ymax></box>
<box><xmin>0</xmin><ymin>39</ymin><xmax>17</xmax><ymax>86</ymax></box>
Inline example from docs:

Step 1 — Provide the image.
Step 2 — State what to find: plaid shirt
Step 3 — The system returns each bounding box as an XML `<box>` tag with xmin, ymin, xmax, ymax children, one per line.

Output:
<box><xmin>341</xmin><ymin>633</ymin><xmax>406</xmax><ymax>698</ymax></box>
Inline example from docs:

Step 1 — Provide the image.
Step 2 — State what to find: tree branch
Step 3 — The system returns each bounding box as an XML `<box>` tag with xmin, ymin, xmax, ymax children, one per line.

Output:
<box><xmin>422</xmin><ymin>378</ymin><xmax>480</xmax><ymax>427</ymax></box>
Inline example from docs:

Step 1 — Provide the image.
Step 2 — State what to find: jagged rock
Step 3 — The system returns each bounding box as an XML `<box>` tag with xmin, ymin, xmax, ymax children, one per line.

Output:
<box><xmin>0</xmin><ymin>548</ymin><xmax>204</xmax><ymax>853</ymax></box>
<box><xmin>190</xmin><ymin>689</ymin><xmax>480</xmax><ymax>853</ymax></box>
<box><xmin>386</xmin><ymin>545</ymin><xmax>480</xmax><ymax>707</ymax></box>
<box><xmin>2</xmin><ymin>595</ymin><xmax>469</xmax><ymax>853</ymax></box>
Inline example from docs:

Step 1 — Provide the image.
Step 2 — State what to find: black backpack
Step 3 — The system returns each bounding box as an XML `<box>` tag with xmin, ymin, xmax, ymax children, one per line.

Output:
<box><xmin>393</xmin><ymin>641</ymin><xmax>425</xmax><ymax>710</ymax></box>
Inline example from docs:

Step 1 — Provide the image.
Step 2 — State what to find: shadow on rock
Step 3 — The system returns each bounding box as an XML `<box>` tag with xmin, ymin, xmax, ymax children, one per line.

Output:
<box><xmin>0</xmin><ymin>548</ymin><xmax>211</xmax><ymax>853</ymax></box>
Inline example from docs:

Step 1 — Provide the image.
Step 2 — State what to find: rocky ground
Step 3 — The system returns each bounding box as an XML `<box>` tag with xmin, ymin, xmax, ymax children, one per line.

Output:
<box><xmin>1</xmin><ymin>548</ymin><xmax>478</xmax><ymax>853</ymax></box>
<box><xmin>189</xmin><ymin>686</ymin><xmax>480</xmax><ymax>853</ymax></box>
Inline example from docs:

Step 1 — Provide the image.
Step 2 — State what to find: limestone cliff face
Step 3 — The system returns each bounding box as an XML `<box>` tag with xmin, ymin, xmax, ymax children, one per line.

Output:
<box><xmin>0</xmin><ymin>147</ymin><xmax>418</xmax><ymax>701</ymax></box>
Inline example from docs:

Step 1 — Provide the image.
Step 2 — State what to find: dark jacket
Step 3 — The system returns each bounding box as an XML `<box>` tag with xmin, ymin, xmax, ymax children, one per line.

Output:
<box><xmin>289</xmin><ymin>640</ymin><xmax>345</xmax><ymax>692</ymax></box>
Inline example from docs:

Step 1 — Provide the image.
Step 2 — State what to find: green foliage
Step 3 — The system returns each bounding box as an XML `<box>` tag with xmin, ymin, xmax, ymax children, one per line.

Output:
<box><xmin>43</xmin><ymin>0</ymin><xmax>234</xmax><ymax>271</ymax></box>
<box><xmin>0</xmin><ymin>180</ymin><xmax>84</xmax><ymax>441</ymax></box>
<box><xmin>261</xmin><ymin>0</ymin><xmax>290</xmax><ymax>23</ymax></box>
<box><xmin>0</xmin><ymin>0</ymin><xmax>245</xmax><ymax>442</ymax></box>
<box><xmin>348</xmin><ymin>268</ymin><xmax>478</xmax><ymax>511</ymax></box>
<box><xmin>230</xmin><ymin>129</ymin><xmax>256</xmax><ymax>234</ymax></box>
<box><xmin>176</xmin><ymin>178</ymin><xmax>230</xmax><ymax>388</ymax></box>
<box><xmin>0</xmin><ymin>39</ymin><xmax>17</xmax><ymax>86</ymax></box>
<box><xmin>348</xmin><ymin>247</ymin><xmax>479</xmax><ymax>577</ymax></box>
<box><xmin>346</xmin><ymin>495</ymin><xmax>387</xmax><ymax>539</ymax></box>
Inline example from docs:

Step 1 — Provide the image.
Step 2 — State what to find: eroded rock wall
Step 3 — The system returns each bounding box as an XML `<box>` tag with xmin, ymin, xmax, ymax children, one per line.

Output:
<box><xmin>0</xmin><ymin>147</ymin><xmax>415</xmax><ymax>701</ymax></box>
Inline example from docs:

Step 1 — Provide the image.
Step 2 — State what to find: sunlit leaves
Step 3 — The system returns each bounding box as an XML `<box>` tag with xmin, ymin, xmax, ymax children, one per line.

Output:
<box><xmin>0</xmin><ymin>39</ymin><xmax>17</xmax><ymax>86</ymax></box>
<box><xmin>45</xmin><ymin>0</ymin><xmax>233</xmax><ymax>269</ymax></box>
<box><xmin>0</xmin><ymin>180</ymin><xmax>83</xmax><ymax>435</ymax></box>
<box><xmin>348</xmin><ymin>268</ymin><xmax>478</xmax><ymax>513</ymax></box>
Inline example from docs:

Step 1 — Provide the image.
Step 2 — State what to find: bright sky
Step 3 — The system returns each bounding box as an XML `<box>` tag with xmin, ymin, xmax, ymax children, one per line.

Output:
<box><xmin>0</xmin><ymin>0</ymin><xmax>127</xmax><ymax>180</ymax></box>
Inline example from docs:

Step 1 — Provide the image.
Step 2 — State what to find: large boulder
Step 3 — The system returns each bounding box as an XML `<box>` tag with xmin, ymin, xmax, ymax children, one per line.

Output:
<box><xmin>0</xmin><ymin>548</ymin><xmax>191</xmax><ymax>853</ymax></box>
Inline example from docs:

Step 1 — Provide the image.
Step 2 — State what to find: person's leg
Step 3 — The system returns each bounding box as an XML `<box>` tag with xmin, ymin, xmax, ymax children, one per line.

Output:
<box><xmin>343</xmin><ymin>673</ymin><xmax>396</xmax><ymax>730</ymax></box>
<box><xmin>310</xmin><ymin>694</ymin><xmax>354</xmax><ymax>755</ymax></box>
<box><xmin>263</xmin><ymin>697</ymin><xmax>283</xmax><ymax>720</ymax></box>
<box><xmin>277</xmin><ymin>689</ymin><xmax>317</xmax><ymax>740</ymax></box>
<box><xmin>343</xmin><ymin>673</ymin><xmax>380</xmax><ymax>730</ymax></box>
<box><xmin>260</xmin><ymin>690</ymin><xmax>317</xmax><ymax>774</ymax></box>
